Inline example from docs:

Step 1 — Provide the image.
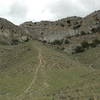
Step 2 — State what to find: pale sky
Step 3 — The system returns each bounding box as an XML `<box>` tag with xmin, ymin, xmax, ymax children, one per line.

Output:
<box><xmin>0</xmin><ymin>0</ymin><xmax>99</xmax><ymax>24</ymax></box>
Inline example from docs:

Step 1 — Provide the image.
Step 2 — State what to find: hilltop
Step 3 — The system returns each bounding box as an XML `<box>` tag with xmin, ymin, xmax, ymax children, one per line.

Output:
<box><xmin>19</xmin><ymin>10</ymin><xmax>100</xmax><ymax>54</ymax></box>
<box><xmin>0</xmin><ymin>18</ymin><xmax>30</xmax><ymax>45</ymax></box>
<box><xmin>0</xmin><ymin>10</ymin><xmax>100</xmax><ymax>45</ymax></box>
<box><xmin>20</xmin><ymin>10</ymin><xmax>100</xmax><ymax>42</ymax></box>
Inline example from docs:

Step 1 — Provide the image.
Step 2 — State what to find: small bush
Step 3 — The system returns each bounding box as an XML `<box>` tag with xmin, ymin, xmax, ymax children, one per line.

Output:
<box><xmin>52</xmin><ymin>40</ymin><xmax>63</xmax><ymax>45</ymax></box>
<box><xmin>29</xmin><ymin>24</ymin><xmax>32</xmax><ymax>26</ymax></box>
<box><xmin>81</xmin><ymin>41</ymin><xmax>89</xmax><ymax>49</ymax></box>
<box><xmin>90</xmin><ymin>39</ymin><xmax>100</xmax><ymax>48</ymax></box>
<box><xmin>73</xmin><ymin>24</ymin><xmax>81</xmax><ymax>29</ymax></box>
<box><xmin>90</xmin><ymin>42</ymin><xmax>96</xmax><ymax>48</ymax></box>
<box><xmin>11</xmin><ymin>39</ymin><xmax>19</xmax><ymax>45</ymax></box>
<box><xmin>80</xmin><ymin>31</ymin><xmax>86</xmax><ymax>35</ymax></box>
<box><xmin>60</xmin><ymin>24</ymin><xmax>65</xmax><ymax>27</ymax></box>
<box><xmin>74</xmin><ymin>46</ymin><xmax>84</xmax><ymax>53</ymax></box>
<box><xmin>60</xmin><ymin>47</ymin><xmax>65</xmax><ymax>50</ymax></box>
<box><xmin>42</xmin><ymin>40</ymin><xmax>46</xmax><ymax>43</ymax></box>
<box><xmin>92</xmin><ymin>38</ymin><xmax>100</xmax><ymax>45</ymax></box>
<box><xmin>88</xmin><ymin>97</ymin><xmax>94</xmax><ymax>100</ymax></box>
<box><xmin>41</xmin><ymin>32</ymin><xmax>44</xmax><ymax>35</ymax></box>
<box><xmin>64</xmin><ymin>39</ymin><xmax>69</xmax><ymax>44</ymax></box>
<box><xmin>67</xmin><ymin>20</ymin><xmax>70</xmax><ymax>24</ymax></box>
<box><xmin>91</xmin><ymin>28</ymin><xmax>96</xmax><ymax>33</ymax></box>
<box><xmin>0</xmin><ymin>26</ymin><xmax>3</xmax><ymax>30</ymax></box>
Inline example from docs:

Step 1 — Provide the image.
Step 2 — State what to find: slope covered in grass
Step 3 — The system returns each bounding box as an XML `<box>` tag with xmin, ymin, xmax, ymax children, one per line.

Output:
<box><xmin>0</xmin><ymin>41</ymin><xmax>100</xmax><ymax>100</ymax></box>
<box><xmin>73</xmin><ymin>46</ymin><xmax>100</xmax><ymax>69</ymax></box>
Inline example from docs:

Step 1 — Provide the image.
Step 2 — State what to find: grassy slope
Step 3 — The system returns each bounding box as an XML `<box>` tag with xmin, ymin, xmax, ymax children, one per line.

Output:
<box><xmin>0</xmin><ymin>41</ymin><xmax>100</xmax><ymax>100</ymax></box>
<box><xmin>73</xmin><ymin>46</ymin><xmax>100</xmax><ymax>69</ymax></box>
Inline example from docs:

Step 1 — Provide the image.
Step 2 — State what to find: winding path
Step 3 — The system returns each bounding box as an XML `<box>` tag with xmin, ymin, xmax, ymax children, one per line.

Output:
<box><xmin>16</xmin><ymin>47</ymin><xmax>46</xmax><ymax>100</ymax></box>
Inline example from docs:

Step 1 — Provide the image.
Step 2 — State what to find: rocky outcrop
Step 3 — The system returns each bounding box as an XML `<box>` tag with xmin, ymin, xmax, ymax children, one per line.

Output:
<box><xmin>20</xmin><ymin>17</ymin><xmax>83</xmax><ymax>42</ymax></box>
<box><xmin>20</xmin><ymin>10</ymin><xmax>100</xmax><ymax>43</ymax></box>
<box><xmin>0</xmin><ymin>18</ymin><xmax>29</xmax><ymax>45</ymax></box>
<box><xmin>0</xmin><ymin>10</ymin><xmax>100</xmax><ymax>46</ymax></box>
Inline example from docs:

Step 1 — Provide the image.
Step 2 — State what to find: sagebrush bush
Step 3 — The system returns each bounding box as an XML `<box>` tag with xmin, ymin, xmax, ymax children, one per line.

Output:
<box><xmin>81</xmin><ymin>41</ymin><xmax>89</xmax><ymax>49</ymax></box>
<box><xmin>64</xmin><ymin>39</ymin><xmax>69</xmax><ymax>44</ymax></box>
<box><xmin>92</xmin><ymin>38</ymin><xmax>100</xmax><ymax>45</ymax></box>
<box><xmin>51</xmin><ymin>40</ymin><xmax>63</xmax><ymax>45</ymax></box>
<box><xmin>73</xmin><ymin>46</ymin><xmax>84</xmax><ymax>53</ymax></box>
<box><xmin>11</xmin><ymin>39</ymin><xmax>19</xmax><ymax>45</ymax></box>
<box><xmin>80</xmin><ymin>31</ymin><xmax>86</xmax><ymax>35</ymax></box>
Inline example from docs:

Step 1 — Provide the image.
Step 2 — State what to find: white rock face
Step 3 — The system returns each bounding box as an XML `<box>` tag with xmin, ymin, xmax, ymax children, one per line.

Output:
<box><xmin>0</xmin><ymin>10</ymin><xmax>100</xmax><ymax>45</ymax></box>
<box><xmin>20</xmin><ymin>10</ymin><xmax>100</xmax><ymax>43</ymax></box>
<box><xmin>0</xmin><ymin>18</ymin><xmax>28</xmax><ymax>44</ymax></box>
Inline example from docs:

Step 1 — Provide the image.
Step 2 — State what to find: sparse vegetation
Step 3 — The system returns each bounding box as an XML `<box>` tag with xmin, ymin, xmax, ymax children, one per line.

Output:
<box><xmin>60</xmin><ymin>23</ymin><xmax>65</xmax><ymax>27</ymax></box>
<box><xmin>92</xmin><ymin>38</ymin><xmax>100</xmax><ymax>45</ymax></box>
<box><xmin>0</xmin><ymin>40</ymin><xmax>99</xmax><ymax>100</ymax></box>
<box><xmin>50</xmin><ymin>39</ymin><xmax>69</xmax><ymax>46</ymax></box>
<box><xmin>80</xmin><ymin>31</ymin><xmax>87</xmax><ymax>35</ymax></box>
<box><xmin>67</xmin><ymin>20</ymin><xmax>70</xmax><ymax>24</ymax></box>
<box><xmin>42</xmin><ymin>40</ymin><xmax>47</xmax><ymax>43</ymax></box>
<box><xmin>81</xmin><ymin>41</ymin><xmax>89</xmax><ymax>49</ymax></box>
<box><xmin>51</xmin><ymin>39</ymin><xmax>63</xmax><ymax>45</ymax></box>
<box><xmin>64</xmin><ymin>39</ymin><xmax>69</xmax><ymax>44</ymax></box>
<box><xmin>0</xmin><ymin>10</ymin><xmax>100</xmax><ymax>100</ymax></box>
<box><xmin>11</xmin><ymin>39</ymin><xmax>19</xmax><ymax>45</ymax></box>
<box><xmin>73</xmin><ymin>45</ymin><xmax>84</xmax><ymax>54</ymax></box>
<box><xmin>73</xmin><ymin>24</ymin><xmax>81</xmax><ymax>29</ymax></box>
<box><xmin>89</xmin><ymin>38</ymin><xmax>100</xmax><ymax>48</ymax></box>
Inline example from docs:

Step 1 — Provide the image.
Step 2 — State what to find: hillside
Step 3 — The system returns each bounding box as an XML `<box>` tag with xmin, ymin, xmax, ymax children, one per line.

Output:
<box><xmin>0</xmin><ymin>40</ymin><xmax>100</xmax><ymax>100</ymax></box>
<box><xmin>0</xmin><ymin>10</ymin><xmax>100</xmax><ymax>100</ymax></box>
<box><xmin>0</xmin><ymin>18</ymin><xmax>29</xmax><ymax>45</ymax></box>
<box><xmin>20</xmin><ymin>10</ymin><xmax>100</xmax><ymax>43</ymax></box>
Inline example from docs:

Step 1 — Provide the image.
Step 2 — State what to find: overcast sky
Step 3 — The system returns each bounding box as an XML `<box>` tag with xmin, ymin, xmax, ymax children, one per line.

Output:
<box><xmin>0</xmin><ymin>0</ymin><xmax>99</xmax><ymax>24</ymax></box>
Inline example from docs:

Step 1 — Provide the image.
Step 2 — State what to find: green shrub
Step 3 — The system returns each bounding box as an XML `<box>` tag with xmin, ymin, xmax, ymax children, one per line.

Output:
<box><xmin>11</xmin><ymin>39</ymin><xmax>19</xmax><ymax>45</ymax></box>
<box><xmin>67</xmin><ymin>20</ymin><xmax>70</xmax><ymax>24</ymax></box>
<box><xmin>60</xmin><ymin>24</ymin><xmax>65</xmax><ymax>27</ymax></box>
<box><xmin>92</xmin><ymin>38</ymin><xmax>100</xmax><ymax>45</ymax></box>
<box><xmin>90</xmin><ymin>39</ymin><xmax>100</xmax><ymax>48</ymax></box>
<box><xmin>73</xmin><ymin>24</ymin><xmax>81</xmax><ymax>29</ymax></box>
<box><xmin>81</xmin><ymin>41</ymin><xmax>89</xmax><ymax>49</ymax></box>
<box><xmin>74</xmin><ymin>46</ymin><xmax>84</xmax><ymax>53</ymax></box>
<box><xmin>80</xmin><ymin>31</ymin><xmax>86</xmax><ymax>35</ymax></box>
<box><xmin>42</xmin><ymin>40</ymin><xmax>47</xmax><ymax>43</ymax></box>
<box><xmin>64</xmin><ymin>39</ymin><xmax>69</xmax><ymax>44</ymax></box>
<box><xmin>90</xmin><ymin>42</ymin><xmax>96</xmax><ymax>48</ymax></box>
<box><xmin>52</xmin><ymin>40</ymin><xmax>63</xmax><ymax>45</ymax></box>
<box><xmin>88</xmin><ymin>97</ymin><xmax>94</xmax><ymax>100</ymax></box>
<box><xmin>60</xmin><ymin>47</ymin><xmax>65</xmax><ymax>50</ymax></box>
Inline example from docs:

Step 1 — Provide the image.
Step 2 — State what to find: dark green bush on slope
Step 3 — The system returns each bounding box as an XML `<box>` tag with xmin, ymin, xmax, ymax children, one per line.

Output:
<box><xmin>51</xmin><ymin>40</ymin><xmax>63</xmax><ymax>45</ymax></box>
<box><xmin>72</xmin><ymin>45</ymin><xmax>84</xmax><ymax>54</ymax></box>
<box><xmin>81</xmin><ymin>41</ymin><xmax>89</xmax><ymax>49</ymax></box>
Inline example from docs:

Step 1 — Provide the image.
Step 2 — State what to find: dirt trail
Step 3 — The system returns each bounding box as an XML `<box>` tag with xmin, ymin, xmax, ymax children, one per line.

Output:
<box><xmin>16</xmin><ymin>47</ymin><xmax>46</xmax><ymax>100</ymax></box>
<box><xmin>24</xmin><ymin>49</ymin><xmax>42</xmax><ymax>93</ymax></box>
